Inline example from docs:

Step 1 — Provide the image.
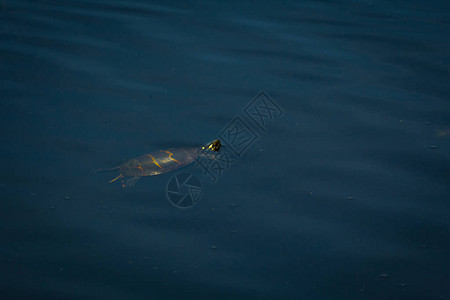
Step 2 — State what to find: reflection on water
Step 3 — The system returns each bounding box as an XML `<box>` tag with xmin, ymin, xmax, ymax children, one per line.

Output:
<box><xmin>1</xmin><ymin>1</ymin><xmax>449</xmax><ymax>299</ymax></box>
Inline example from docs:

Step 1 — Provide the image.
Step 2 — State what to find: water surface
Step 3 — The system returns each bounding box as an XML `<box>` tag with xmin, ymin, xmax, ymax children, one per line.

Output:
<box><xmin>1</xmin><ymin>1</ymin><xmax>449</xmax><ymax>299</ymax></box>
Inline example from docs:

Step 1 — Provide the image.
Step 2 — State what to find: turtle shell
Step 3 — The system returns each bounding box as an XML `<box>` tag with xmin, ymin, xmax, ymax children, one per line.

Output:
<box><xmin>120</xmin><ymin>148</ymin><xmax>198</xmax><ymax>177</ymax></box>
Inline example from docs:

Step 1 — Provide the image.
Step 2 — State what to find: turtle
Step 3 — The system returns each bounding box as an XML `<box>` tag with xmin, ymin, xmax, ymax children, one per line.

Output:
<box><xmin>97</xmin><ymin>139</ymin><xmax>221</xmax><ymax>188</ymax></box>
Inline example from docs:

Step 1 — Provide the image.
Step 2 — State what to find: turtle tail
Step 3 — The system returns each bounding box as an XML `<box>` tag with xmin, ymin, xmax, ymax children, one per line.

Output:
<box><xmin>96</xmin><ymin>166</ymin><xmax>120</xmax><ymax>174</ymax></box>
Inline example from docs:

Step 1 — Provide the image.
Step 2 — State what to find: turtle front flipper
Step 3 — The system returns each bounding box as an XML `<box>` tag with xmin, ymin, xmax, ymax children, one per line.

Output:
<box><xmin>108</xmin><ymin>173</ymin><xmax>124</xmax><ymax>183</ymax></box>
<box><xmin>122</xmin><ymin>176</ymin><xmax>141</xmax><ymax>188</ymax></box>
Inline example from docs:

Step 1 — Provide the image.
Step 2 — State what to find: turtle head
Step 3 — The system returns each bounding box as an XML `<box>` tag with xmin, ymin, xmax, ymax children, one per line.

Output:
<box><xmin>208</xmin><ymin>139</ymin><xmax>221</xmax><ymax>152</ymax></box>
<box><xmin>201</xmin><ymin>139</ymin><xmax>221</xmax><ymax>152</ymax></box>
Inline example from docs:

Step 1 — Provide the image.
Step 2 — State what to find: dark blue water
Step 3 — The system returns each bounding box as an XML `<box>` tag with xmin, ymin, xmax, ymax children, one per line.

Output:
<box><xmin>1</xmin><ymin>1</ymin><xmax>449</xmax><ymax>299</ymax></box>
